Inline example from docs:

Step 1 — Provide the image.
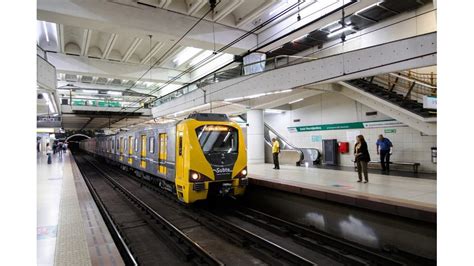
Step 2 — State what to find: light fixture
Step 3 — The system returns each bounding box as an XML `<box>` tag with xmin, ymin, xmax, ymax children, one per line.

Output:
<box><xmin>292</xmin><ymin>34</ymin><xmax>309</xmax><ymax>43</ymax></box>
<box><xmin>173</xmin><ymin>47</ymin><xmax>202</xmax><ymax>67</ymax></box>
<box><xmin>107</xmin><ymin>91</ymin><xmax>122</xmax><ymax>96</ymax></box>
<box><xmin>264</xmin><ymin>109</ymin><xmax>284</xmax><ymax>114</ymax></box>
<box><xmin>247</xmin><ymin>93</ymin><xmax>266</xmax><ymax>99</ymax></box>
<box><xmin>42</xmin><ymin>21</ymin><xmax>49</xmax><ymax>43</ymax></box>
<box><xmin>224</xmin><ymin>96</ymin><xmax>244</xmax><ymax>102</ymax></box>
<box><xmin>289</xmin><ymin>98</ymin><xmax>304</xmax><ymax>104</ymax></box>
<box><xmin>82</xmin><ymin>89</ymin><xmax>99</xmax><ymax>94</ymax></box>
<box><xmin>42</xmin><ymin>93</ymin><xmax>55</xmax><ymax>113</ymax></box>
<box><xmin>280</xmin><ymin>89</ymin><xmax>293</xmax><ymax>93</ymax></box>
<box><xmin>327</xmin><ymin>26</ymin><xmax>355</xmax><ymax>38</ymax></box>
<box><xmin>355</xmin><ymin>2</ymin><xmax>380</xmax><ymax>15</ymax></box>
<box><xmin>189</xmin><ymin>50</ymin><xmax>214</xmax><ymax>67</ymax></box>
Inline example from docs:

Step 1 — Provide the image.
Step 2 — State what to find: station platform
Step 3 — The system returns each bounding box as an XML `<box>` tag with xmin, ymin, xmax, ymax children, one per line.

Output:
<box><xmin>248</xmin><ymin>164</ymin><xmax>436</xmax><ymax>223</ymax></box>
<box><xmin>37</xmin><ymin>151</ymin><xmax>123</xmax><ymax>265</ymax></box>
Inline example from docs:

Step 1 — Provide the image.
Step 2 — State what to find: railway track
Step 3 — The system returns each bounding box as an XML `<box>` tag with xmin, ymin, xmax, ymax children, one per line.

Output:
<box><xmin>76</xmin><ymin>153</ymin><xmax>328</xmax><ymax>265</ymax></box>
<box><xmin>77</xmin><ymin>153</ymin><xmax>434</xmax><ymax>265</ymax></box>
<box><xmin>74</xmin><ymin>154</ymin><xmax>224</xmax><ymax>266</ymax></box>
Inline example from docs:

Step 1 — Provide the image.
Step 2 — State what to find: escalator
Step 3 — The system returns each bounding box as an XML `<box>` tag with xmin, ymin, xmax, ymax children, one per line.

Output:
<box><xmin>238</xmin><ymin>115</ymin><xmax>320</xmax><ymax>166</ymax></box>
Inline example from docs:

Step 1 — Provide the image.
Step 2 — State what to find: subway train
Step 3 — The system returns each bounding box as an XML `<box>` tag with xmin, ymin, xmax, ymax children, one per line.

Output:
<box><xmin>80</xmin><ymin>113</ymin><xmax>248</xmax><ymax>203</ymax></box>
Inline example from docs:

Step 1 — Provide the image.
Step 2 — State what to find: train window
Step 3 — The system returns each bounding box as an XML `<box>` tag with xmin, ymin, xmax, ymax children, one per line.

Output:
<box><xmin>116</xmin><ymin>139</ymin><xmax>119</xmax><ymax>150</ymax></box>
<box><xmin>195</xmin><ymin>125</ymin><xmax>238</xmax><ymax>153</ymax></box>
<box><xmin>178</xmin><ymin>134</ymin><xmax>183</xmax><ymax>156</ymax></box>
<box><xmin>149</xmin><ymin>137</ymin><xmax>155</xmax><ymax>153</ymax></box>
<box><xmin>135</xmin><ymin>138</ymin><xmax>138</xmax><ymax>152</ymax></box>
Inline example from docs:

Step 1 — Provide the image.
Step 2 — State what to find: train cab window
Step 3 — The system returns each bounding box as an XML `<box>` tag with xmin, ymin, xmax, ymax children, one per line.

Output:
<box><xmin>149</xmin><ymin>137</ymin><xmax>155</xmax><ymax>153</ymax></box>
<box><xmin>195</xmin><ymin>125</ymin><xmax>238</xmax><ymax>154</ymax></box>
<box><xmin>178</xmin><ymin>134</ymin><xmax>183</xmax><ymax>156</ymax></box>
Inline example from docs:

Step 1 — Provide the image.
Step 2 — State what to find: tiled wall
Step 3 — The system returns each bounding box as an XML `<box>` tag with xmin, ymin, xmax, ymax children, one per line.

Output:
<box><xmin>264</xmin><ymin>93</ymin><xmax>437</xmax><ymax>173</ymax></box>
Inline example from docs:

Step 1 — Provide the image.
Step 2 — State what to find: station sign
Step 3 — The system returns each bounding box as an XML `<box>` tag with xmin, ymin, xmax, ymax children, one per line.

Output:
<box><xmin>423</xmin><ymin>96</ymin><xmax>437</xmax><ymax>109</ymax></box>
<box><xmin>288</xmin><ymin>120</ymin><xmax>405</xmax><ymax>133</ymax></box>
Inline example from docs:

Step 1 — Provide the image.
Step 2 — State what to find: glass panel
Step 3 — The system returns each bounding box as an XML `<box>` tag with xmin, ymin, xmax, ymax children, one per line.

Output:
<box><xmin>195</xmin><ymin>125</ymin><xmax>238</xmax><ymax>153</ymax></box>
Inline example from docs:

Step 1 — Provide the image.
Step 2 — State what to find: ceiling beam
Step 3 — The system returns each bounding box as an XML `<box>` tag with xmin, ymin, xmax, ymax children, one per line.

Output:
<box><xmin>80</xmin><ymin>117</ymin><xmax>94</xmax><ymax>130</ymax></box>
<box><xmin>81</xmin><ymin>29</ymin><xmax>92</xmax><ymax>56</ymax></box>
<box><xmin>37</xmin><ymin>0</ymin><xmax>256</xmax><ymax>54</ymax></box>
<box><xmin>102</xmin><ymin>33</ymin><xmax>118</xmax><ymax>59</ymax></box>
<box><xmin>122</xmin><ymin>37</ymin><xmax>142</xmax><ymax>62</ymax></box>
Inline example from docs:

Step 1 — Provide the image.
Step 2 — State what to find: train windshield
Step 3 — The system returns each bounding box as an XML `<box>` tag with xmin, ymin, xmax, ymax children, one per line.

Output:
<box><xmin>195</xmin><ymin>125</ymin><xmax>238</xmax><ymax>153</ymax></box>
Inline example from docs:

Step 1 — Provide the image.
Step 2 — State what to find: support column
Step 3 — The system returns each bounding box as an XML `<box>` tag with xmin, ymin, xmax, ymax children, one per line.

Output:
<box><xmin>247</xmin><ymin>109</ymin><xmax>265</xmax><ymax>164</ymax></box>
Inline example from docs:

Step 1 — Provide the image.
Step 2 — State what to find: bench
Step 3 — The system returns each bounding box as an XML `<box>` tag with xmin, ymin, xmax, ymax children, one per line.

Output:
<box><xmin>351</xmin><ymin>160</ymin><xmax>420</xmax><ymax>174</ymax></box>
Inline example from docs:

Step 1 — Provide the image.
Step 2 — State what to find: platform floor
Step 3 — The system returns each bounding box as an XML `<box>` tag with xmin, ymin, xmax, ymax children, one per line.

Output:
<box><xmin>248</xmin><ymin>163</ymin><xmax>436</xmax><ymax>218</ymax></box>
<box><xmin>37</xmin><ymin>151</ymin><xmax>123</xmax><ymax>265</ymax></box>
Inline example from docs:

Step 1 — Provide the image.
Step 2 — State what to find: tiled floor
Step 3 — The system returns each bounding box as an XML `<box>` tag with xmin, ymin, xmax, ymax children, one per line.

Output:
<box><xmin>248</xmin><ymin>163</ymin><xmax>437</xmax><ymax>209</ymax></box>
<box><xmin>37</xmin><ymin>151</ymin><xmax>123</xmax><ymax>266</ymax></box>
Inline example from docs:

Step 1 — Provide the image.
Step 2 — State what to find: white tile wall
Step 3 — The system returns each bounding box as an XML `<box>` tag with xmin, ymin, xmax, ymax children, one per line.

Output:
<box><xmin>265</xmin><ymin>93</ymin><xmax>437</xmax><ymax>173</ymax></box>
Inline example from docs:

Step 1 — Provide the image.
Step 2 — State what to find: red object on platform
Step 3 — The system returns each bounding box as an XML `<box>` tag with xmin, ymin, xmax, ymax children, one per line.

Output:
<box><xmin>338</xmin><ymin>142</ymin><xmax>349</xmax><ymax>153</ymax></box>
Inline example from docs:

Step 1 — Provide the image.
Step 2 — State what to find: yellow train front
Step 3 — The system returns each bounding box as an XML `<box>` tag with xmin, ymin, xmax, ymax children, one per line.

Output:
<box><xmin>80</xmin><ymin>113</ymin><xmax>248</xmax><ymax>203</ymax></box>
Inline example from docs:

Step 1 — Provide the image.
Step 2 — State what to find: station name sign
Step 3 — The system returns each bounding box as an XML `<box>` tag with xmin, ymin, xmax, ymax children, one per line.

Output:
<box><xmin>288</xmin><ymin>120</ymin><xmax>404</xmax><ymax>133</ymax></box>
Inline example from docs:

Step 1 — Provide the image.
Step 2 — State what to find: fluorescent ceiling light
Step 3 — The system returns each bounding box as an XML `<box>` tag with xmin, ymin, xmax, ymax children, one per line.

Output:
<box><xmin>327</xmin><ymin>26</ymin><xmax>355</xmax><ymax>38</ymax></box>
<box><xmin>355</xmin><ymin>2</ymin><xmax>380</xmax><ymax>15</ymax></box>
<box><xmin>265</xmin><ymin>109</ymin><xmax>284</xmax><ymax>114</ymax></box>
<box><xmin>321</xmin><ymin>20</ymin><xmax>341</xmax><ymax>31</ymax></box>
<box><xmin>280</xmin><ymin>89</ymin><xmax>293</xmax><ymax>93</ymax></box>
<box><xmin>173</xmin><ymin>47</ymin><xmax>202</xmax><ymax>67</ymax></box>
<box><xmin>42</xmin><ymin>93</ymin><xmax>55</xmax><ymax>113</ymax></box>
<box><xmin>189</xmin><ymin>50</ymin><xmax>214</xmax><ymax>67</ymax></box>
<box><xmin>247</xmin><ymin>93</ymin><xmax>266</xmax><ymax>99</ymax></box>
<box><xmin>224</xmin><ymin>97</ymin><xmax>244</xmax><ymax>102</ymax></box>
<box><xmin>42</xmin><ymin>21</ymin><xmax>49</xmax><ymax>43</ymax></box>
<box><xmin>292</xmin><ymin>34</ymin><xmax>309</xmax><ymax>43</ymax></box>
<box><xmin>82</xmin><ymin>89</ymin><xmax>99</xmax><ymax>94</ymax></box>
<box><xmin>57</xmin><ymin>89</ymin><xmax>70</xmax><ymax>93</ymax></box>
<box><xmin>107</xmin><ymin>91</ymin><xmax>122</xmax><ymax>96</ymax></box>
<box><xmin>289</xmin><ymin>98</ymin><xmax>304</xmax><ymax>104</ymax></box>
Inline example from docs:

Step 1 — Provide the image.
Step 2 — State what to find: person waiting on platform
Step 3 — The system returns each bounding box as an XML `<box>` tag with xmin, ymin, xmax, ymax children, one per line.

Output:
<box><xmin>354</xmin><ymin>135</ymin><xmax>370</xmax><ymax>183</ymax></box>
<box><xmin>272</xmin><ymin>138</ymin><xmax>280</xmax><ymax>170</ymax></box>
<box><xmin>376</xmin><ymin>134</ymin><xmax>393</xmax><ymax>172</ymax></box>
<box><xmin>46</xmin><ymin>143</ymin><xmax>52</xmax><ymax>164</ymax></box>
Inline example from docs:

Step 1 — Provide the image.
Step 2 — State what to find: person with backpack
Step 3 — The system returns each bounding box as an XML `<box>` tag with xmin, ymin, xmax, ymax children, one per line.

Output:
<box><xmin>272</xmin><ymin>138</ymin><xmax>280</xmax><ymax>170</ymax></box>
<box><xmin>376</xmin><ymin>134</ymin><xmax>393</xmax><ymax>172</ymax></box>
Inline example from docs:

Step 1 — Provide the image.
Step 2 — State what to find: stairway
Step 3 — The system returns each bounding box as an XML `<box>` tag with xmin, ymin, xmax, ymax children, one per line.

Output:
<box><xmin>345</xmin><ymin>76</ymin><xmax>436</xmax><ymax>118</ymax></box>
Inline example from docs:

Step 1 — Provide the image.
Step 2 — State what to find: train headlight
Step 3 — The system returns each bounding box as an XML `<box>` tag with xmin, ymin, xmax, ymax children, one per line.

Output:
<box><xmin>189</xmin><ymin>170</ymin><xmax>211</xmax><ymax>182</ymax></box>
<box><xmin>241</xmin><ymin>169</ymin><xmax>247</xmax><ymax>176</ymax></box>
<box><xmin>235</xmin><ymin>167</ymin><xmax>248</xmax><ymax>179</ymax></box>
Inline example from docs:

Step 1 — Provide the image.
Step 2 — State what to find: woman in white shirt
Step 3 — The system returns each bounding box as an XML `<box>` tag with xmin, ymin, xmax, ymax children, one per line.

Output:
<box><xmin>46</xmin><ymin>143</ymin><xmax>52</xmax><ymax>164</ymax></box>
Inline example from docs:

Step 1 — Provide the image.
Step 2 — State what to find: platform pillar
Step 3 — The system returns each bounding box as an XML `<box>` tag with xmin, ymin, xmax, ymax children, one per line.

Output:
<box><xmin>247</xmin><ymin>109</ymin><xmax>265</xmax><ymax>164</ymax></box>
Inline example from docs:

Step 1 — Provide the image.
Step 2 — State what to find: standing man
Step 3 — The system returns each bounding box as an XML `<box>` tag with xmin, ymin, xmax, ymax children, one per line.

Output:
<box><xmin>272</xmin><ymin>138</ymin><xmax>280</xmax><ymax>170</ymax></box>
<box><xmin>376</xmin><ymin>134</ymin><xmax>393</xmax><ymax>172</ymax></box>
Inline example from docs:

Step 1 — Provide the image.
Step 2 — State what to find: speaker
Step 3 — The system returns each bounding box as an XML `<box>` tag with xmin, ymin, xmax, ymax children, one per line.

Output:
<box><xmin>323</xmin><ymin>139</ymin><xmax>338</xmax><ymax>165</ymax></box>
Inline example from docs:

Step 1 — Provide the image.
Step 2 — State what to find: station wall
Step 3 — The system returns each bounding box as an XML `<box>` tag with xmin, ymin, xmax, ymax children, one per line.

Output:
<box><xmin>264</xmin><ymin>92</ymin><xmax>437</xmax><ymax>173</ymax></box>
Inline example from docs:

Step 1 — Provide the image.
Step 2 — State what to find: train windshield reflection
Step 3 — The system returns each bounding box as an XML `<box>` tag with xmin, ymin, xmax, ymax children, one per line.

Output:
<box><xmin>196</xmin><ymin>125</ymin><xmax>238</xmax><ymax>153</ymax></box>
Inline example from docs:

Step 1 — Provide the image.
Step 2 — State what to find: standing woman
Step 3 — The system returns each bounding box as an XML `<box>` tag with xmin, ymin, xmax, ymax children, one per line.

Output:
<box><xmin>354</xmin><ymin>135</ymin><xmax>371</xmax><ymax>183</ymax></box>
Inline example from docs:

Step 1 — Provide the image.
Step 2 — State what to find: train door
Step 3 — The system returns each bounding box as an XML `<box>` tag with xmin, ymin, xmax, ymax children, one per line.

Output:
<box><xmin>119</xmin><ymin>137</ymin><xmax>124</xmax><ymax>161</ymax></box>
<box><xmin>140</xmin><ymin>135</ymin><xmax>147</xmax><ymax>168</ymax></box>
<box><xmin>159</xmin><ymin>133</ymin><xmax>167</xmax><ymax>175</ymax></box>
<box><xmin>128</xmin><ymin>136</ymin><xmax>133</xmax><ymax>164</ymax></box>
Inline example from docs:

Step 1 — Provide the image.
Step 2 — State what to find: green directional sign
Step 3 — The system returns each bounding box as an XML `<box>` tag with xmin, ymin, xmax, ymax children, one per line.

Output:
<box><xmin>288</xmin><ymin>120</ymin><xmax>404</xmax><ymax>133</ymax></box>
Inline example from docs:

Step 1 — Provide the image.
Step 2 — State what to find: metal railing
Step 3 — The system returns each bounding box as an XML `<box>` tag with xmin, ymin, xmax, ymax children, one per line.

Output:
<box><xmin>371</xmin><ymin>71</ymin><xmax>437</xmax><ymax>103</ymax></box>
<box><xmin>152</xmin><ymin>55</ymin><xmax>318</xmax><ymax>107</ymax></box>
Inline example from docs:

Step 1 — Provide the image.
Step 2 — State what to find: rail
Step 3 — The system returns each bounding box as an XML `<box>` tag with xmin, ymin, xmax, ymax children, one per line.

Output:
<box><xmin>371</xmin><ymin>71</ymin><xmax>437</xmax><ymax>103</ymax></box>
<box><xmin>73</xmin><ymin>154</ymin><xmax>138</xmax><ymax>266</ymax></box>
<box><xmin>81</xmin><ymin>155</ymin><xmax>225</xmax><ymax>266</ymax></box>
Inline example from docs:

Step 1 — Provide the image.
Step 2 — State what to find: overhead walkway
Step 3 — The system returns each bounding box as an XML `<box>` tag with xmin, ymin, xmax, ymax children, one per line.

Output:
<box><xmin>152</xmin><ymin>32</ymin><xmax>437</xmax><ymax>118</ymax></box>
